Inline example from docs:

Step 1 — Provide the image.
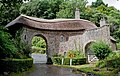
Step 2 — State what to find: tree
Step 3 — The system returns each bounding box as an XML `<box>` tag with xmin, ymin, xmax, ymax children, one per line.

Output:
<box><xmin>32</xmin><ymin>36</ymin><xmax>46</xmax><ymax>53</ymax></box>
<box><xmin>56</xmin><ymin>0</ymin><xmax>87</xmax><ymax>18</ymax></box>
<box><xmin>0</xmin><ymin>0</ymin><xmax>23</xmax><ymax>26</ymax></box>
<box><xmin>0</xmin><ymin>26</ymin><xmax>18</xmax><ymax>58</ymax></box>
<box><xmin>91</xmin><ymin>0</ymin><xmax>106</xmax><ymax>8</ymax></box>
<box><xmin>20</xmin><ymin>0</ymin><xmax>63</xmax><ymax>19</ymax></box>
<box><xmin>90</xmin><ymin>41</ymin><xmax>111</xmax><ymax>60</ymax></box>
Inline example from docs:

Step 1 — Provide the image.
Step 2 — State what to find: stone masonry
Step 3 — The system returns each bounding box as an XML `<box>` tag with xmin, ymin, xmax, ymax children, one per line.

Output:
<box><xmin>5</xmin><ymin>11</ymin><xmax>116</xmax><ymax>62</ymax></box>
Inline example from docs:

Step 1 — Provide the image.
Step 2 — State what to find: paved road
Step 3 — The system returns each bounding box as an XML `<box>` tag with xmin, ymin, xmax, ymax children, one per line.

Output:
<box><xmin>27</xmin><ymin>64</ymin><xmax>84</xmax><ymax>76</ymax></box>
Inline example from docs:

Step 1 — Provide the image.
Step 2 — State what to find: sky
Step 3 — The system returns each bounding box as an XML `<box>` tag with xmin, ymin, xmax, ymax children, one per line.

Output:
<box><xmin>87</xmin><ymin>0</ymin><xmax>120</xmax><ymax>10</ymax></box>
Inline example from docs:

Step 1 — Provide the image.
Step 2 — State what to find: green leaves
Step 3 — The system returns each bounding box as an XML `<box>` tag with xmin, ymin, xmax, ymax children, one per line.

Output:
<box><xmin>0</xmin><ymin>26</ymin><xmax>18</xmax><ymax>58</ymax></box>
<box><xmin>91</xmin><ymin>0</ymin><xmax>105</xmax><ymax>8</ymax></box>
<box><xmin>20</xmin><ymin>0</ymin><xmax>63</xmax><ymax>19</ymax></box>
<box><xmin>56</xmin><ymin>0</ymin><xmax>87</xmax><ymax>18</ymax></box>
<box><xmin>90</xmin><ymin>41</ymin><xmax>112</xmax><ymax>60</ymax></box>
<box><xmin>32</xmin><ymin>36</ymin><xmax>46</xmax><ymax>54</ymax></box>
<box><xmin>0</xmin><ymin>0</ymin><xmax>22</xmax><ymax>26</ymax></box>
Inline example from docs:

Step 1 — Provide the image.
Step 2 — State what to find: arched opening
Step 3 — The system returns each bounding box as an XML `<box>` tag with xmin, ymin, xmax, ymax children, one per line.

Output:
<box><xmin>85</xmin><ymin>42</ymin><xmax>98</xmax><ymax>63</ymax></box>
<box><xmin>31</xmin><ymin>35</ymin><xmax>48</xmax><ymax>63</ymax></box>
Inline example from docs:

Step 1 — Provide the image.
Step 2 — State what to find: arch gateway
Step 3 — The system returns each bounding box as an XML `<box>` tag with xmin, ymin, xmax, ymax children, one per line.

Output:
<box><xmin>6</xmin><ymin>11</ymin><xmax>116</xmax><ymax>63</ymax></box>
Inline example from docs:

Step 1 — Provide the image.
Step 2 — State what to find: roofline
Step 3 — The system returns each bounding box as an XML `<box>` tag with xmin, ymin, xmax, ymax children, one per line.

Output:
<box><xmin>5</xmin><ymin>14</ymin><xmax>96</xmax><ymax>28</ymax></box>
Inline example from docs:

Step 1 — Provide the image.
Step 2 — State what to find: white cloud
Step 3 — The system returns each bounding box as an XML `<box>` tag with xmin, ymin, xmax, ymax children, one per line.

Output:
<box><xmin>87</xmin><ymin>0</ymin><xmax>120</xmax><ymax>10</ymax></box>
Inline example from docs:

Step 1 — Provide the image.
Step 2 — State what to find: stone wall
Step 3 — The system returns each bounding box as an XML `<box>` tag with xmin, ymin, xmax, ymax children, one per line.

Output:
<box><xmin>80</xmin><ymin>25</ymin><xmax>111</xmax><ymax>53</ymax></box>
<box><xmin>20</xmin><ymin>25</ymin><xmax>111</xmax><ymax>58</ymax></box>
<box><xmin>21</xmin><ymin>27</ymin><xmax>84</xmax><ymax>57</ymax></box>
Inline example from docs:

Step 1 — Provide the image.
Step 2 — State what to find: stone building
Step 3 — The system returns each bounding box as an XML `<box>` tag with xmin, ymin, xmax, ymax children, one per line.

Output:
<box><xmin>6</xmin><ymin>9</ymin><xmax>116</xmax><ymax>62</ymax></box>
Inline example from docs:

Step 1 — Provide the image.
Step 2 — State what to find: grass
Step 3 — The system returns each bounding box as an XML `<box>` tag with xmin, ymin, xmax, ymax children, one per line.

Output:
<box><xmin>54</xmin><ymin>64</ymin><xmax>118</xmax><ymax>76</ymax></box>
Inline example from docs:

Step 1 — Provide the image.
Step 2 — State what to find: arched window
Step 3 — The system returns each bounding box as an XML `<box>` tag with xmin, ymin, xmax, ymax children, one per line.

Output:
<box><xmin>24</xmin><ymin>35</ymin><xmax>27</xmax><ymax>40</ymax></box>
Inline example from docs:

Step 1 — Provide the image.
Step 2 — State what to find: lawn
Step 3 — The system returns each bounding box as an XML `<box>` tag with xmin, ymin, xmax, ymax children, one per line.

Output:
<box><xmin>54</xmin><ymin>63</ymin><xmax>118</xmax><ymax>76</ymax></box>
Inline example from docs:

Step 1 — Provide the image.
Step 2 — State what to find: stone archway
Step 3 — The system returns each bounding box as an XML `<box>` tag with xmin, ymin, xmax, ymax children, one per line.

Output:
<box><xmin>85</xmin><ymin>41</ymin><xmax>98</xmax><ymax>63</ymax></box>
<box><xmin>31</xmin><ymin>34</ymin><xmax>48</xmax><ymax>63</ymax></box>
<box><xmin>5</xmin><ymin>15</ymin><xmax>99</xmax><ymax>64</ymax></box>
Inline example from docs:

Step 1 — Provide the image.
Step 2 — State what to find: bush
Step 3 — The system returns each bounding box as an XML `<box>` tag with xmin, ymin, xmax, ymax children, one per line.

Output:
<box><xmin>31</xmin><ymin>46</ymin><xmax>45</xmax><ymax>54</ymax></box>
<box><xmin>52</xmin><ymin>57</ymin><xmax>86</xmax><ymax>65</ymax></box>
<box><xmin>0</xmin><ymin>27</ymin><xmax>18</xmax><ymax>59</ymax></box>
<box><xmin>66</xmin><ymin>50</ymin><xmax>85</xmax><ymax>58</ymax></box>
<box><xmin>52</xmin><ymin>57</ymin><xmax>62</xmax><ymax>65</ymax></box>
<box><xmin>0</xmin><ymin>58</ymin><xmax>33</xmax><ymax>73</ymax></box>
<box><xmin>117</xmin><ymin>42</ymin><xmax>120</xmax><ymax>50</ymax></box>
<box><xmin>96</xmin><ymin>52</ymin><xmax>120</xmax><ymax>69</ymax></box>
<box><xmin>90</xmin><ymin>41</ymin><xmax>111</xmax><ymax>60</ymax></box>
<box><xmin>106</xmin><ymin>52</ymin><xmax>120</xmax><ymax>68</ymax></box>
<box><xmin>96</xmin><ymin>60</ymin><xmax>106</xmax><ymax>68</ymax></box>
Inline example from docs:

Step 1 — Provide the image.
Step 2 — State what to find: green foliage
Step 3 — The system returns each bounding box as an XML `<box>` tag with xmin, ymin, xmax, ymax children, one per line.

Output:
<box><xmin>0</xmin><ymin>26</ymin><xmax>30</xmax><ymax>59</ymax></box>
<box><xmin>117</xmin><ymin>42</ymin><xmax>120</xmax><ymax>49</ymax></box>
<box><xmin>96</xmin><ymin>60</ymin><xmax>106</xmax><ymax>68</ymax></box>
<box><xmin>32</xmin><ymin>36</ymin><xmax>46</xmax><ymax>54</ymax></box>
<box><xmin>0</xmin><ymin>58</ymin><xmax>33</xmax><ymax>72</ymax></box>
<box><xmin>14</xmin><ymin>28</ymin><xmax>31</xmax><ymax>58</ymax></box>
<box><xmin>112</xmin><ymin>28</ymin><xmax>120</xmax><ymax>42</ymax></box>
<box><xmin>90</xmin><ymin>41</ymin><xmax>111</xmax><ymax>60</ymax></box>
<box><xmin>52</xmin><ymin>50</ymin><xmax>86</xmax><ymax>65</ymax></box>
<box><xmin>52</xmin><ymin>57</ymin><xmax>86</xmax><ymax>65</ymax></box>
<box><xmin>32</xmin><ymin>36</ymin><xmax>46</xmax><ymax>48</ymax></box>
<box><xmin>0</xmin><ymin>0</ymin><xmax>22</xmax><ymax>26</ymax></box>
<box><xmin>96</xmin><ymin>52</ymin><xmax>120</xmax><ymax>69</ymax></box>
<box><xmin>91</xmin><ymin>0</ymin><xmax>105</xmax><ymax>8</ymax></box>
<box><xmin>106</xmin><ymin>52</ymin><xmax>120</xmax><ymax>68</ymax></box>
<box><xmin>20</xmin><ymin>0</ymin><xmax>63</xmax><ymax>19</ymax></box>
<box><xmin>31</xmin><ymin>46</ymin><xmax>45</xmax><ymax>54</ymax></box>
<box><xmin>53</xmin><ymin>53</ymin><xmax>62</xmax><ymax>57</ymax></box>
<box><xmin>52</xmin><ymin>57</ymin><xmax>62</xmax><ymax>65</ymax></box>
<box><xmin>66</xmin><ymin>50</ymin><xmax>85</xmax><ymax>58</ymax></box>
<box><xmin>106</xmin><ymin>52</ymin><xmax>120</xmax><ymax>60</ymax></box>
<box><xmin>56</xmin><ymin>0</ymin><xmax>87</xmax><ymax>18</ymax></box>
<box><xmin>0</xmin><ymin>26</ymin><xmax>18</xmax><ymax>59</ymax></box>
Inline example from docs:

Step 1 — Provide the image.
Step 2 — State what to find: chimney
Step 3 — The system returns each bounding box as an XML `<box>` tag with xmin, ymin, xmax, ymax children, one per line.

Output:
<box><xmin>100</xmin><ymin>17</ymin><xmax>106</xmax><ymax>27</ymax></box>
<box><xmin>75</xmin><ymin>8</ymin><xmax>80</xmax><ymax>19</ymax></box>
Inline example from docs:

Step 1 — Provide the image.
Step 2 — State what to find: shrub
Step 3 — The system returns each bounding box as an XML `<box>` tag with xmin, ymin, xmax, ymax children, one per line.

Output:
<box><xmin>106</xmin><ymin>52</ymin><xmax>120</xmax><ymax>68</ymax></box>
<box><xmin>96</xmin><ymin>60</ymin><xmax>106</xmax><ymax>68</ymax></box>
<box><xmin>52</xmin><ymin>57</ymin><xmax>86</xmax><ymax>65</ymax></box>
<box><xmin>0</xmin><ymin>27</ymin><xmax>18</xmax><ymax>59</ymax></box>
<box><xmin>64</xmin><ymin>58</ymin><xmax>70</xmax><ymax>65</ymax></box>
<box><xmin>90</xmin><ymin>41</ymin><xmax>111</xmax><ymax>60</ymax></box>
<box><xmin>96</xmin><ymin>52</ymin><xmax>120</xmax><ymax>69</ymax></box>
<box><xmin>0</xmin><ymin>58</ymin><xmax>33</xmax><ymax>73</ymax></box>
<box><xmin>52</xmin><ymin>57</ymin><xmax>62</xmax><ymax>65</ymax></box>
<box><xmin>117</xmin><ymin>42</ymin><xmax>120</xmax><ymax>50</ymax></box>
<box><xmin>66</xmin><ymin>50</ymin><xmax>85</xmax><ymax>58</ymax></box>
<box><xmin>31</xmin><ymin>46</ymin><xmax>45</xmax><ymax>54</ymax></box>
<box><xmin>32</xmin><ymin>36</ymin><xmax>46</xmax><ymax>54</ymax></box>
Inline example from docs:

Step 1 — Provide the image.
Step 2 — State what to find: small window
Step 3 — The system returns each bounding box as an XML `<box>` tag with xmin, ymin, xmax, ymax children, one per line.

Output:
<box><xmin>24</xmin><ymin>35</ymin><xmax>26</xmax><ymax>40</ymax></box>
<box><xmin>60</xmin><ymin>35</ymin><xmax>65</xmax><ymax>42</ymax></box>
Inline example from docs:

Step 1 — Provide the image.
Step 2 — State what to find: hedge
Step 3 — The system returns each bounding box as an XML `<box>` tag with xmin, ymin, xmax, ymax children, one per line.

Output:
<box><xmin>0</xmin><ymin>58</ymin><xmax>33</xmax><ymax>73</ymax></box>
<box><xmin>52</xmin><ymin>57</ymin><xmax>86</xmax><ymax>65</ymax></box>
<box><xmin>107</xmin><ymin>58</ymin><xmax>120</xmax><ymax>68</ymax></box>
